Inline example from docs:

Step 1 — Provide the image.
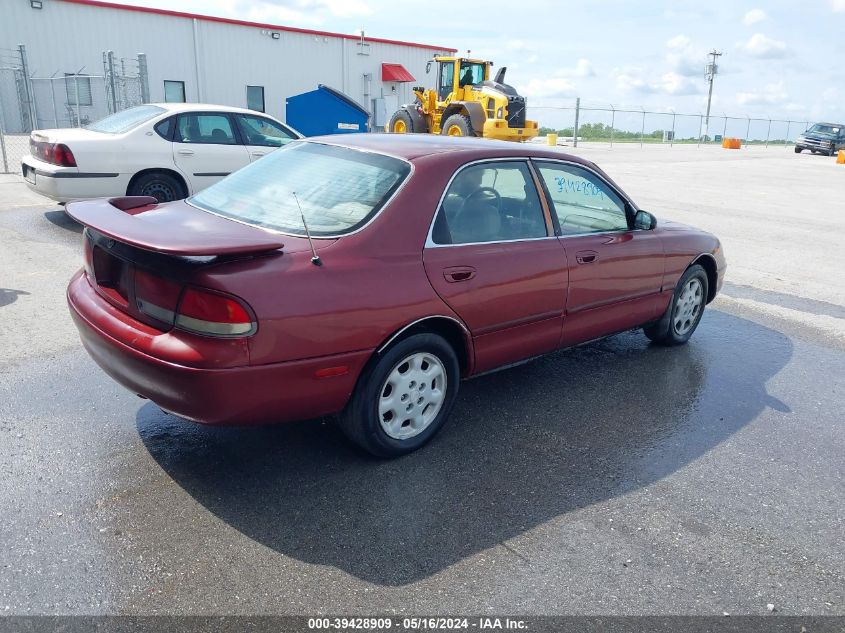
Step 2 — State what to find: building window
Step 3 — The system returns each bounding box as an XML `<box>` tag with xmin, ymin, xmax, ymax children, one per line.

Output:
<box><xmin>64</xmin><ymin>74</ymin><xmax>92</xmax><ymax>106</ymax></box>
<box><xmin>246</xmin><ymin>85</ymin><xmax>265</xmax><ymax>112</ymax></box>
<box><xmin>164</xmin><ymin>80</ymin><xmax>186</xmax><ymax>103</ymax></box>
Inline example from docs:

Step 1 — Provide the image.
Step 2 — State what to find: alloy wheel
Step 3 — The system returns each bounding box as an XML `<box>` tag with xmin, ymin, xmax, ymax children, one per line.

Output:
<box><xmin>378</xmin><ymin>352</ymin><xmax>447</xmax><ymax>440</ymax></box>
<box><xmin>673</xmin><ymin>278</ymin><xmax>703</xmax><ymax>336</ymax></box>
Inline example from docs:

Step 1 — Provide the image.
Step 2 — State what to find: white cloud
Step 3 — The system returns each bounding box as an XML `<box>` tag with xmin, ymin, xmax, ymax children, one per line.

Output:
<box><xmin>736</xmin><ymin>81</ymin><xmax>789</xmax><ymax>106</ymax></box>
<box><xmin>614</xmin><ymin>67</ymin><xmax>703</xmax><ymax>96</ymax></box>
<box><xmin>666</xmin><ymin>35</ymin><xmax>691</xmax><ymax>50</ymax></box>
<box><xmin>742</xmin><ymin>8</ymin><xmax>767</xmax><ymax>25</ymax></box>
<box><xmin>665</xmin><ymin>34</ymin><xmax>704</xmax><ymax>77</ymax></box>
<box><xmin>656</xmin><ymin>71</ymin><xmax>703</xmax><ymax>96</ymax></box>
<box><xmin>506</xmin><ymin>39</ymin><xmax>536</xmax><ymax>52</ymax></box>
<box><xmin>555</xmin><ymin>58</ymin><xmax>595</xmax><ymax>78</ymax></box>
<box><xmin>832</xmin><ymin>0</ymin><xmax>845</xmax><ymax>12</ymax></box>
<box><xmin>739</xmin><ymin>33</ymin><xmax>789</xmax><ymax>58</ymax></box>
<box><xmin>518</xmin><ymin>77</ymin><xmax>577</xmax><ymax>99</ymax></box>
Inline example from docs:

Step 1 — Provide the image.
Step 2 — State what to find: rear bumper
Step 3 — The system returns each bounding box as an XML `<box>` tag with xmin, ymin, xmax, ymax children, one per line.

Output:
<box><xmin>67</xmin><ymin>270</ymin><xmax>371</xmax><ymax>425</ymax></box>
<box><xmin>21</xmin><ymin>157</ymin><xmax>128</xmax><ymax>202</ymax></box>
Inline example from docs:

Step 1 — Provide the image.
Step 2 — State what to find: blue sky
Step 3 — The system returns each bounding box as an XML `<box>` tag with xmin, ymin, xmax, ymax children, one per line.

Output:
<box><xmin>116</xmin><ymin>0</ymin><xmax>844</xmax><ymax>128</ymax></box>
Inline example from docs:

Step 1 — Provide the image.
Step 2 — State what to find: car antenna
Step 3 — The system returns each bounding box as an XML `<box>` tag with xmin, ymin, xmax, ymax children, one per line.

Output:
<box><xmin>292</xmin><ymin>191</ymin><xmax>322</xmax><ymax>267</ymax></box>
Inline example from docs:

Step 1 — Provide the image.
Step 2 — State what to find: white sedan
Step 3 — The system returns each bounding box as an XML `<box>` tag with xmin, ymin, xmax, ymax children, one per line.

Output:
<box><xmin>21</xmin><ymin>103</ymin><xmax>301</xmax><ymax>203</ymax></box>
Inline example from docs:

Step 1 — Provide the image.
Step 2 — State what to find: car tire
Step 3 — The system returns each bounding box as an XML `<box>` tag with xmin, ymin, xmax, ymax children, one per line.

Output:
<box><xmin>643</xmin><ymin>264</ymin><xmax>709</xmax><ymax>346</ymax></box>
<box><xmin>794</xmin><ymin>146</ymin><xmax>802</xmax><ymax>154</ymax></box>
<box><xmin>338</xmin><ymin>333</ymin><xmax>460</xmax><ymax>458</ymax></box>
<box><xmin>440</xmin><ymin>113</ymin><xmax>475</xmax><ymax>137</ymax></box>
<box><xmin>128</xmin><ymin>172</ymin><xmax>187</xmax><ymax>203</ymax></box>
<box><xmin>830</xmin><ymin>146</ymin><xmax>838</xmax><ymax>157</ymax></box>
<box><xmin>388</xmin><ymin>109</ymin><xmax>414</xmax><ymax>134</ymax></box>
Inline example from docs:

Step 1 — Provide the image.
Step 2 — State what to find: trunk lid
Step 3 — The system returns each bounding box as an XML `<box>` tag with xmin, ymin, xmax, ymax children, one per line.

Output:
<box><xmin>31</xmin><ymin>128</ymin><xmax>112</xmax><ymax>144</ymax></box>
<box><xmin>66</xmin><ymin>196</ymin><xmax>287</xmax><ymax>256</ymax></box>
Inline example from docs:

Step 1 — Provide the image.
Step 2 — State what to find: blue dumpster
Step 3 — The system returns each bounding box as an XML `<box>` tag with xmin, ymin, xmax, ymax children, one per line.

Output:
<box><xmin>286</xmin><ymin>85</ymin><xmax>370</xmax><ymax>136</ymax></box>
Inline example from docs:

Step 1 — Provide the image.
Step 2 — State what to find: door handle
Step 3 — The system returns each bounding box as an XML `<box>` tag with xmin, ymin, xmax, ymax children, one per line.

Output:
<box><xmin>443</xmin><ymin>266</ymin><xmax>476</xmax><ymax>283</ymax></box>
<box><xmin>251</xmin><ymin>151</ymin><xmax>267</xmax><ymax>157</ymax></box>
<box><xmin>177</xmin><ymin>149</ymin><xmax>195</xmax><ymax>156</ymax></box>
<box><xmin>576</xmin><ymin>250</ymin><xmax>598</xmax><ymax>264</ymax></box>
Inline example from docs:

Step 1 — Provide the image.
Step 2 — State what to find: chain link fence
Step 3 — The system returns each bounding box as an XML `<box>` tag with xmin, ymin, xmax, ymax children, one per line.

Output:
<box><xmin>531</xmin><ymin>99</ymin><xmax>810</xmax><ymax>149</ymax></box>
<box><xmin>0</xmin><ymin>45</ymin><xmax>149</xmax><ymax>174</ymax></box>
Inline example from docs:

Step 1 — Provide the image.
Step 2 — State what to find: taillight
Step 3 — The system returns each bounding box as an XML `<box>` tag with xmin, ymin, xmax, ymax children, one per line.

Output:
<box><xmin>134</xmin><ymin>269</ymin><xmax>182</xmax><ymax>325</ymax></box>
<box><xmin>53</xmin><ymin>143</ymin><xmax>77</xmax><ymax>167</ymax></box>
<box><xmin>175</xmin><ymin>287</ymin><xmax>256</xmax><ymax>337</ymax></box>
<box><xmin>31</xmin><ymin>140</ymin><xmax>76</xmax><ymax>166</ymax></box>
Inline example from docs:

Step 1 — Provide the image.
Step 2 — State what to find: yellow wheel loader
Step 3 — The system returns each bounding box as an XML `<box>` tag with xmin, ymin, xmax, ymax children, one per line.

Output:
<box><xmin>387</xmin><ymin>56</ymin><xmax>538</xmax><ymax>142</ymax></box>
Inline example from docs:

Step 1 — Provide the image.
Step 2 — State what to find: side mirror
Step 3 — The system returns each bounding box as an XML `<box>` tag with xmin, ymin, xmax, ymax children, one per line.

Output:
<box><xmin>426</xmin><ymin>61</ymin><xmax>432</xmax><ymax>74</ymax></box>
<box><xmin>634</xmin><ymin>210</ymin><xmax>656</xmax><ymax>230</ymax></box>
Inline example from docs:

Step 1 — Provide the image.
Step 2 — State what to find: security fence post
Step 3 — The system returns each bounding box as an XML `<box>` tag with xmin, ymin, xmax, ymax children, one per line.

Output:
<box><xmin>107</xmin><ymin>51</ymin><xmax>118</xmax><ymax>114</ymax></box>
<box><xmin>138</xmin><ymin>53</ymin><xmax>150</xmax><ymax>104</ymax></box>
<box><xmin>722</xmin><ymin>116</ymin><xmax>727</xmax><ymax>141</ymax></box>
<box><xmin>573</xmin><ymin>97</ymin><xmax>580</xmax><ymax>148</ymax></box>
<box><xmin>18</xmin><ymin>44</ymin><xmax>35</xmax><ymax>132</ymax></box>
<box><xmin>765</xmin><ymin>119</ymin><xmax>771</xmax><ymax>148</ymax></box>
<box><xmin>609</xmin><ymin>105</ymin><xmax>615</xmax><ymax>147</ymax></box>
<box><xmin>671</xmin><ymin>112</ymin><xmax>675</xmax><ymax>147</ymax></box>
<box><xmin>698</xmin><ymin>115</ymin><xmax>702</xmax><ymax>147</ymax></box>
<box><xmin>745</xmin><ymin>117</ymin><xmax>751</xmax><ymax>147</ymax></box>
<box><xmin>0</xmin><ymin>111</ymin><xmax>8</xmax><ymax>173</ymax></box>
<box><xmin>785</xmin><ymin>120</ymin><xmax>791</xmax><ymax>149</ymax></box>
<box><xmin>640</xmin><ymin>108</ymin><xmax>645</xmax><ymax>148</ymax></box>
<box><xmin>49</xmin><ymin>73</ymin><xmax>58</xmax><ymax>128</ymax></box>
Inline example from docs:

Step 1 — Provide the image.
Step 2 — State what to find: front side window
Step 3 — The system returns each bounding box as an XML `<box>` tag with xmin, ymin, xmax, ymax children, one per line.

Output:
<box><xmin>235</xmin><ymin>114</ymin><xmax>296</xmax><ymax>147</ymax></box>
<box><xmin>431</xmin><ymin>161</ymin><xmax>547</xmax><ymax>245</ymax></box>
<box><xmin>246</xmin><ymin>85</ymin><xmax>265</xmax><ymax>112</ymax></box>
<box><xmin>190</xmin><ymin>142</ymin><xmax>410</xmax><ymax>237</ymax></box>
<box><xmin>65</xmin><ymin>74</ymin><xmax>93</xmax><ymax>106</ymax></box>
<box><xmin>164</xmin><ymin>80</ymin><xmax>186</xmax><ymax>103</ymax></box>
<box><xmin>86</xmin><ymin>105</ymin><xmax>165</xmax><ymax>134</ymax></box>
<box><xmin>176</xmin><ymin>113</ymin><xmax>237</xmax><ymax>145</ymax></box>
<box><xmin>458</xmin><ymin>62</ymin><xmax>485</xmax><ymax>87</ymax></box>
<box><xmin>535</xmin><ymin>162</ymin><xmax>629</xmax><ymax>235</ymax></box>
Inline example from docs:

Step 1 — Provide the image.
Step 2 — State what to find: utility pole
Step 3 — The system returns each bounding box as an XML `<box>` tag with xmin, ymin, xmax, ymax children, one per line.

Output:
<box><xmin>703</xmin><ymin>49</ymin><xmax>722</xmax><ymax>141</ymax></box>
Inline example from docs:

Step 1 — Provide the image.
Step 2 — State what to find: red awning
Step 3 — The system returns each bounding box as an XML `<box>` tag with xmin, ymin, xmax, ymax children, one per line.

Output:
<box><xmin>382</xmin><ymin>63</ymin><xmax>415</xmax><ymax>82</ymax></box>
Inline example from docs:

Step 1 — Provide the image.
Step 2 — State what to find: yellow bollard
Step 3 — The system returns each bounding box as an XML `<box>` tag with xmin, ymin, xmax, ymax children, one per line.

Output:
<box><xmin>837</xmin><ymin>150</ymin><xmax>845</xmax><ymax>164</ymax></box>
<box><xmin>547</xmin><ymin>133</ymin><xmax>558</xmax><ymax>146</ymax></box>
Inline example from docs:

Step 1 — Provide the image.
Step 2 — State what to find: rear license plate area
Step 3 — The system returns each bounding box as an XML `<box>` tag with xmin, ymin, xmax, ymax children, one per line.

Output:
<box><xmin>23</xmin><ymin>165</ymin><xmax>35</xmax><ymax>185</ymax></box>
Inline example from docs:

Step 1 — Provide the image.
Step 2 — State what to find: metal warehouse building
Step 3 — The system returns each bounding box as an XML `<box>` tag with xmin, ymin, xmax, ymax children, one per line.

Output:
<box><xmin>0</xmin><ymin>0</ymin><xmax>455</xmax><ymax>134</ymax></box>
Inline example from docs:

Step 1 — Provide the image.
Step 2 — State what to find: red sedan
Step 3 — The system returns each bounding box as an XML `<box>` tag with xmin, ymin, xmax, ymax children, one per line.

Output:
<box><xmin>66</xmin><ymin>134</ymin><xmax>725</xmax><ymax>457</ymax></box>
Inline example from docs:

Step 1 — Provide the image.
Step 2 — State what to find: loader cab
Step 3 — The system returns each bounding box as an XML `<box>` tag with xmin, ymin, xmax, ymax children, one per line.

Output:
<box><xmin>433</xmin><ymin>56</ymin><xmax>490</xmax><ymax>102</ymax></box>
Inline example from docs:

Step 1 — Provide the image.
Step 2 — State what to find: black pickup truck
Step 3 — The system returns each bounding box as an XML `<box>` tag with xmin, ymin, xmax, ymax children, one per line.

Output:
<box><xmin>795</xmin><ymin>122</ymin><xmax>844</xmax><ymax>156</ymax></box>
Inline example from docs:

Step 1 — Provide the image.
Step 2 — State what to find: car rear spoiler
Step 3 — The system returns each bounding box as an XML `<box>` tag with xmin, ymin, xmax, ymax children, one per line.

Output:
<box><xmin>65</xmin><ymin>196</ymin><xmax>285</xmax><ymax>257</ymax></box>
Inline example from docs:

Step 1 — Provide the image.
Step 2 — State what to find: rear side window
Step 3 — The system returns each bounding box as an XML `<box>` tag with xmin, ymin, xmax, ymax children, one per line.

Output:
<box><xmin>154</xmin><ymin>117</ymin><xmax>175</xmax><ymax>140</ymax></box>
<box><xmin>236</xmin><ymin>115</ymin><xmax>297</xmax><ymax>147</ymax></box>
<box><xmin>431</xmin><ymin>162</ymin><xmax>546</xmax><ymax>245</ymax></box>
<box><xmin>176</xmin><ymin>113</ymin><xmax>237</xmax><ymax>145</ymax></box>
<box><xmin>534</xmin><ymin>162</ymin><xmax>629</xmax><ymax>235</ymax></box>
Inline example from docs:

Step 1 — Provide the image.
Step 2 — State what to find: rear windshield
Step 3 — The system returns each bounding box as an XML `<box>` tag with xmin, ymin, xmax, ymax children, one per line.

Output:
<box><xmin>189</xmin><ymin>142</ymin><xmax>411</xmax><ymax>237</ymax></box>
<box><xmin>87</xmin><ymin>105</ymin><xmax>165</xmax><ymax>134</ymax></box>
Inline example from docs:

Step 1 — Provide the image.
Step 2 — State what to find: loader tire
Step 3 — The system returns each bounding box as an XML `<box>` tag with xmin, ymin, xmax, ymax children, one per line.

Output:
<box><xmin>388</xmin><ymin>110</ymin><xmax>414</xmax><ymax>134</ymax></box>
<box><xmin>441</xmin><ymin>113</ymin><xmax>475</xmax><ymax>137</ymax></box>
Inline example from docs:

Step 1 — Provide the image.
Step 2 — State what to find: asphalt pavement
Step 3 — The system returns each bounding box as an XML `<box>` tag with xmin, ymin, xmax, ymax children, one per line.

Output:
<box><xmin>0</xmin><ymin>146</ymin><xmax>842</xmax><ymax>616</ymax></box>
